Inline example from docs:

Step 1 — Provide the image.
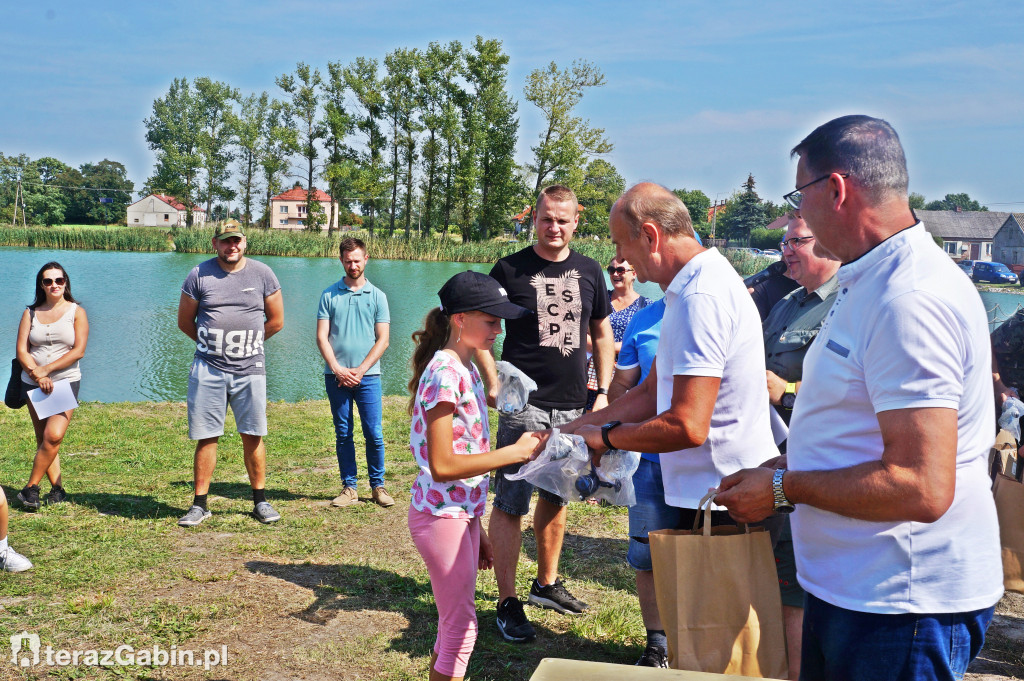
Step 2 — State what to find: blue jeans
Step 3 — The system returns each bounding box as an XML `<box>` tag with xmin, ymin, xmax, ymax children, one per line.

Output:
<box><xmin>801</xmin><ymin>593</ymin><xmax>994</xmax><ymax>681</ymax></box>
<box><xmin>324</xmin><ymin>374</ymin><xmax>385</xmax><ymax>489</ymax></box>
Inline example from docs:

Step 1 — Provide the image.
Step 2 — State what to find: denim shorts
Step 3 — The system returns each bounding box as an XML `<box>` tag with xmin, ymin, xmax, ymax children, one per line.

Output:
<box><xmin>492</xmin><ymin>403</ymin><xmax>582</xmax><ymax>516</ymax></box>
<box><xmin>626</xmin><ymin>458</ymin><xmax>686</xmax><ymax>571</ymax></box>
<box><xmin>802</xmin><ymin>593</ymin><xmax>994</xmax><ymax>681</ymax></box>
<box><xmin>186</xmin><ymin>357</ymin><xmax>267</xmax><ymax>439</ymax></box>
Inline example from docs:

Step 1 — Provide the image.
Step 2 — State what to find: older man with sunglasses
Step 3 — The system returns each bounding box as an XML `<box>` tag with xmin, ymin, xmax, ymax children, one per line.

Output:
<box><xmin>717</xmin><ymin>115</ymin><xmax>1002</xmax><ymax>681</ymax></box>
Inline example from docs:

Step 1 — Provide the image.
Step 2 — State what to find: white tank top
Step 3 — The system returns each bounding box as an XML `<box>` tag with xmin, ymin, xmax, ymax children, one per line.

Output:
<box><xmin>21</xmin><ymin>303</ymin><xmax>81</xmax><ymax>384</ymax></box>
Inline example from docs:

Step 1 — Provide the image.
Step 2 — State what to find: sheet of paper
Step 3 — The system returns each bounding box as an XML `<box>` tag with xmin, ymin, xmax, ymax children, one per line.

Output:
<box><xmin>28</xmin><ymin>379</ymin><xmax>78</xmax><ymax>419</ymax></box>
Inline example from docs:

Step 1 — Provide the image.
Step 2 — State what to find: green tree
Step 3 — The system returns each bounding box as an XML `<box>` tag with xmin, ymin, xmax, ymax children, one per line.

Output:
<box><xmin>383</xmin><ymin>48</ymin><xmax>421</xmax><ymax>237</ymax></box>
<box><xmin>672</xmin><ymin>188</ymin><xmax>711</xmax><ymax>236</ymax></box>
<box><xmin>65</xmin><ymin>160</ymin><xmax>134</xmax><ymax>224</ymax></box>
<box><xmin>924</xmin><ymin>192</ymin><xmax>988</xmax><ymax>211</ymax></box>
<box><xmin>258</xmin><ymin>99</ymin><xmax>299</xmax><ymax>228</ymax></box>
<box><xmin>908</xmin><ymin>192</ymin><xmax>926</xmax><ymax>210</ymax></box>
<box><xmin>578</xmin><ymin>158</ymin><xmax>625</xmax><ymax>237</ymax></box>
<box><xmin>417</xmin><ymin>41</ymin><xmax>463</xmax><ymax>237</ymax></box>
<box><xmin>194</xmin><ymin>77</ymin><xmax>239</xmax><ymax>217</ymax></box>
<box><xmin>720</xmin><ymin>174</ymin><xmax>767</xmax><ymax>245</ymax></box>
<box><xmin>466</xmin><ymin>36</ymin><xmax>519</xmax><ymax>240</ymax></box>
<box><xmin>343</xmin><ymin>57</ymin><xmax>388</xmax><ymax>233</ymax></box>
<box><xmin>232</xmin><ymin>92</ymin><xmax>269</xmax><ymax>226</ymax></box>
<box><xmin>324</xmin><ymin>61</ymin><xmax>357</xmax><ymax>233</ymax></box>
<box><xmin>277</xmin><ymin>63</ymin><xmax>327</xmax><ymax>231</ymax></box>
<box><xmin>524</xmin><ymin>60</ymin><xmax>613</xmax><ymax>193</ymax></box>
<box><xmin>144</xmin><ymin>77</ymin><xmax>203</xmax><ymax>227</ymax></box>
<box><xmin>23</xmin><ymin>157</ymin><xmax>71</xmax><ymax>226</ymax></box>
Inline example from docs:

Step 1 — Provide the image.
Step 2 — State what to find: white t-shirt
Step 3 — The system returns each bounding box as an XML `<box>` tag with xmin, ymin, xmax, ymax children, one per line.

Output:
<box><xmin>789</xmin><ymin>224</ymin><xmax>1003</xmax><ymax>614</ymax></box>
<box><xmin>656</xmin><ymin>248</ymin><xmax>779</xmax><ymax>509</ymax></box>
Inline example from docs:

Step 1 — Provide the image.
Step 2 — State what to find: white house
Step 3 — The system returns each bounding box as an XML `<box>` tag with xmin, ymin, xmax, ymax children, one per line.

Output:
<box><xmin>127</xmin><ymin>194</ymin><xmax>206</xmax><ymax>228</ymax></box>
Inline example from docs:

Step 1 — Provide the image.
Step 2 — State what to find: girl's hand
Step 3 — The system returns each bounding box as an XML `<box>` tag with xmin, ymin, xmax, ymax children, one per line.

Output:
<box><xmin>29</xmin><ymin>365</ymin><xmax>49</xmax><ymax>382</ymax></box>
<box><xmin>37</xmin><ymin>376</ymin><xmax>54</xmax><ymax>394</ymax></box>
<box><xmin>479</xmin><ymin>529</ymin><xmax>494</xmax><ymax>570</ymax></box>
<box><xmin>514</xmin><ymin>431</ymin><xmax>547</xmax><ymax>461</ymax></box>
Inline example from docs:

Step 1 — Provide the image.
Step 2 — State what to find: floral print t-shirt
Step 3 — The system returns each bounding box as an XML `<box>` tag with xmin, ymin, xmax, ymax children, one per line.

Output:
<box><xmin>409</xmin><ymin>350</ymin><xmax>490</xmax><ymax>518</ymax></box>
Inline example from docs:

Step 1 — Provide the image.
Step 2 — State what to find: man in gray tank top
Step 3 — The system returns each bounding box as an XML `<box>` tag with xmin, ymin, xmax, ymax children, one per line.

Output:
<box><xmin>176</xmin><ymin>220</ymin><xmax>285</xmax><ymax>526</ymax></box>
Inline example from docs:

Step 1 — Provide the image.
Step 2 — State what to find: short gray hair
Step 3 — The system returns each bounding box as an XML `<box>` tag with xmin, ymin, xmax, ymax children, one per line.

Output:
<box><xmin>615</xmin><ymin>183</ymin><xmax>695</xmax><ymax>239</ymax></box>
<box><xmin>791</xmin><ymin>115</ymin><xmax>909</xmax><ymax>204</ymax></box>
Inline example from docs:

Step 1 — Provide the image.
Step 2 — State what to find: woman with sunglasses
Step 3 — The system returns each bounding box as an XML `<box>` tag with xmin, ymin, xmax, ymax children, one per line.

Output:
<box><xmin>585</xmin><ymin>257</ymin><xmax>653</xmax><ymax>410</ymax></box>
<box><xmin>14</xmin><ymin>261</ymin><xmax>89</xmax><ymax>511</ymax></box>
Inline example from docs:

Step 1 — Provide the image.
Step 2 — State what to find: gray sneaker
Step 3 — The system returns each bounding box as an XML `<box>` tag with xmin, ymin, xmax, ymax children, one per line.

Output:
<box><xmin>177</xmin><ymin>505</ymin><xmax>211</xmax><ymax>527</ymax></box>
<box><xmin>0</xmin><ymin>546</ymin><xmax>33</xmax><ymax>573</ymax></box>
<box><xmin>253</xmin><ymin>501</ymin><xmax>281</xmax><ymax>524</ymax></box>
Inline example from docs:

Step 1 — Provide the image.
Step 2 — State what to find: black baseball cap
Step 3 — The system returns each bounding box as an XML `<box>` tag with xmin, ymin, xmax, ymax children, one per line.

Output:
<box><xmin>438</xmin><ymin>271</ymin><xmax>531</xmax><ymax>319</ymax></box>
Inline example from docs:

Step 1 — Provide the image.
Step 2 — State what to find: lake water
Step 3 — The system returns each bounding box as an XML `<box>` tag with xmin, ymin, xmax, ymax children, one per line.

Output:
<box><xmin>0</xmin><ymin>247</ymin><xmax>665</xmax><ymax>402</ymax></box>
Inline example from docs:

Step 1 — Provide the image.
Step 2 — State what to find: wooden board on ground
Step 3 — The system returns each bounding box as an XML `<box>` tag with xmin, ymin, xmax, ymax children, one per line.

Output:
<box><xmin>530</xmin><ymin>658</ymin><xmax>786</xmax><ymax>681</ymax></box>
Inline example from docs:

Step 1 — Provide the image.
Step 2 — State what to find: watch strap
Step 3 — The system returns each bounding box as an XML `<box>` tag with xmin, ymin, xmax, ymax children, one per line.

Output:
<box><xmin>601</xmin><ymin>420</ymin><xmax>621</xmax><ymax>450</ymax></box>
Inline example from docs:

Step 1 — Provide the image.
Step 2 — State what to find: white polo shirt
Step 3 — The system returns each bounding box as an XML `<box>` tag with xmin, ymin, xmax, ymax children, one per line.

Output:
<box><xmin>657</xmin><ymin>248</ymin><xmax>779</xmax><ymax>509</ymax></box>
<box><xmin>789</xmin><ymin>223</ymin><xmax>1003</xmax><ymax>614</ymax></box>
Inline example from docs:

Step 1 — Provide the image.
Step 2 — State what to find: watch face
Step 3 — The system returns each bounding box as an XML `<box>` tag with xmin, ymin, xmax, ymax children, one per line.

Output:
<box><xmin>775</xmin><ymin>503</ymin><xmax>795</xmax><ymax>514</ymax></box>
<box><xmin>781</xmin><ymin>393</ymin><xmax>796</xmax><ymax>409</ymax></box>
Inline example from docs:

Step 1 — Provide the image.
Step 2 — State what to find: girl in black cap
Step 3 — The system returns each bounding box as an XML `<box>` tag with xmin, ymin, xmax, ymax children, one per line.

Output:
<box><xmin>407</xmin><ymin>271</ymin><xmax>546</xmax><ymax>681</ymax></box>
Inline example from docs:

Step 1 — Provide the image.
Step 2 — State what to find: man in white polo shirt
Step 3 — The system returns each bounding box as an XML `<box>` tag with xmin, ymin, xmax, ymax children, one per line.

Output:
<box><xmin>566</xmin><ymin>181</ymin><xmax>778</xmax><ymax>534</ymax></box>
<box><xmin>717</xmin><ymin>115</ymin><xmax>1002</xmax><ymax>681</ymax></box>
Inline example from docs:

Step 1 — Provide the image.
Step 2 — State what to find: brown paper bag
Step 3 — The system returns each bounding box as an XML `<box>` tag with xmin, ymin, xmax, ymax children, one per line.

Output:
<box><xmin>649</xmin><ymin>492</ymin><xmax>788</xmax><ymax>679</ymax></box>
<box><xmin>994</xmin><ymin>473</ymin><xmax>1024</xmax><ymax>594</ymax></box>
<box><xmin>990</xmin><ymin>429</ymin><xmax>1018</xmax><ymax>480</ymax></box>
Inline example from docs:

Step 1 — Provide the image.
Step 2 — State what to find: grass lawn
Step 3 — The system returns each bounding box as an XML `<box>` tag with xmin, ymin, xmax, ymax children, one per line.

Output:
<box><xmin>0</xmin><ymin>398</ymin><xmax>640</xmax><ymax>680</ymax></box>
<box><xmin>1</xmin><ymin>398</ymin><xmax>1021</xmax><ymax>680</ymax></box>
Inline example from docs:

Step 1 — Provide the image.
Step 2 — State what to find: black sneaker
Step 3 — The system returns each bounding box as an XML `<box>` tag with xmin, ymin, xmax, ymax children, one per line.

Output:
<box><xmin>527</xmin><ymin>578</ymin><xmax>588</xmax><ymax>615</ymax></box>
<box><xmin>46</xmin><ymin>485</ymin><xmax>67</xmax><ymax>505</ymax></box>
<box><xmin>17</xmin><ymin>485</ymin><xmax>41</xmax><ymax>511</ymax></box>
<box><xmin>495</xmin><ymin>597</ymin><xmax>536</xmax><ymax>643</ymax></box>
<box><xmin>635</xmin><ymin>645</ymin><xmax>669</xmax><ymax>668</ymax></box>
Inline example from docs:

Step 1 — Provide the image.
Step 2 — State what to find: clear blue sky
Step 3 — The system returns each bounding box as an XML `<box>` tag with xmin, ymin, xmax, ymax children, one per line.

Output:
<box><xmin>2</xmin><ymin>1</ymin><xmax>1022</xmax><ymax>209</ymax></box>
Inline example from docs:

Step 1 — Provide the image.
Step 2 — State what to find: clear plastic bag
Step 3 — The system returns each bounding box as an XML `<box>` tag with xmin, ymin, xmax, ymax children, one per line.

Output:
<box><xmin>999</xmin><ymin>397</ymin><xmax>1024</xmax><ymax>442</ymax></box>
<box><xmin>505</xmin><ymin>429</ymin><xmax>640</xmax><ymax>506</ymax></box>
<box><xmin>495</xmin><ymin>361</ymin><xmax>538</xmax><ymax>414</ymax></box>
<box><xmin>505</xmin><ymin>430</ymin><xmax>589</xmax><ymax>500</ymax></box>
<box><xmin>577</xmin><ymin>448</ymin><xmax>641</xmax><ymax>506</ymax></box>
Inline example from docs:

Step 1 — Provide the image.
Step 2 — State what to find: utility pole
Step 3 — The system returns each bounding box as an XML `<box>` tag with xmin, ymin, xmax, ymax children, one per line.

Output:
<box><xmin>11</xmin><ymin>178</ymin><xmax>28</xmax><ymax>227</ymax></box>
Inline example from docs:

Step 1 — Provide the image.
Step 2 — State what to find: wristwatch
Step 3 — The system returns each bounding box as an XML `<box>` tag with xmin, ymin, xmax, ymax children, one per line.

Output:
<box><xmin>773</xmin><ymin>469</ymin><xmax>794</xmax><ymax>514</ymax></box>
<box><xmin>601</xmin><ymin>420</ymin><xmax>622</xmax><ymax>450</ymax></box>
<box><xmin>596</xmin><ymin>387</ymin><xmax>608</xmax><ymax>395</ymax></box>
<box><xmin>781</xmin><ymin>382</ymin><xmax>797</xmax><ymax>409</ymax></box>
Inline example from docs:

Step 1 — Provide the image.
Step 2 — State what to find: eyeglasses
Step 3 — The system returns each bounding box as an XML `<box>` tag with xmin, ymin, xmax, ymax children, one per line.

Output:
<box><xmin>783</xmin><ymin>173</ymin><xmax>850</xmax><ymax>210</ymax></box>
<box><xmin>779</xmin><ymin>236</ymin><xmax>815</xmax><ymax>252</ymax></box>
<box><xmin>42</xmin><ymin>277</ymin><xmax>66</xmax><ymax>286</ymax></box>
<box><xmin>607</xmin><ymin>266</ymin><xmax>634</xmax><ymax>275</ymax></box>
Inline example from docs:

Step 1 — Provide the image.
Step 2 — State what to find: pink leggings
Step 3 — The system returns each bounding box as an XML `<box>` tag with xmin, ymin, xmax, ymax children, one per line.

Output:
<box><xmin>408</xmin><ymin>506</ymin><xmax>480</xmax><ymax>678</ymax></box>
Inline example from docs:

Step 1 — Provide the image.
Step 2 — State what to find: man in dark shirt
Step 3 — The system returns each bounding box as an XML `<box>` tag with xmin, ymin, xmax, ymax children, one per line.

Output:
<box><xmin>476</xmin><ymin>185</ymin><xmax>613</xmax><ymax>643</ymax></box>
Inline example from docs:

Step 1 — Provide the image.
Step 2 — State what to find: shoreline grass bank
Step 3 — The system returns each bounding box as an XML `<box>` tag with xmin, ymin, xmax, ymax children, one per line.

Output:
<box><xmin>0</xmin><ymin>225</ymin><xmax>780</xmax><ymax>275</ymax></box>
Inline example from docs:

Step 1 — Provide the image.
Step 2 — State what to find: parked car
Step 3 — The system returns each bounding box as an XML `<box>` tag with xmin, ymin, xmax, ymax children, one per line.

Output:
<box><xmin>957</xmin><ymin>261</ymin><xmax>975</xmax><ymax>276</ymax></box>
<box><xmin>972</xmin><ymin>261</ymin><xmax>1019</xmax><ymax>284</ymax></box>
<box><xmin>761</xmin><ymin>249</ymin><xmax>782</xmax><ymax>262</ymax></box>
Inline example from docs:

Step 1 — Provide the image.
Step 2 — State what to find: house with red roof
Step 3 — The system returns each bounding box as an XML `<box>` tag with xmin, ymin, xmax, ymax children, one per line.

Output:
<box><xmin>127</xmin><ymin>194</ymin><xmax>207</xmax><ymax>228</ymax></box>
<box><xmin>270</xmin><ymin>186</ymin><xmax>338</xmax><ymax>231</ymax></box>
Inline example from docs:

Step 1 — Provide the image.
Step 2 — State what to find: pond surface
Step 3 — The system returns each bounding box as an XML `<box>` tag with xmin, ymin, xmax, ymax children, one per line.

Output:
<box><xmin>0</xmin><ymin>247</ymin><xmax>664</xmax><ymax>402</ymax></box>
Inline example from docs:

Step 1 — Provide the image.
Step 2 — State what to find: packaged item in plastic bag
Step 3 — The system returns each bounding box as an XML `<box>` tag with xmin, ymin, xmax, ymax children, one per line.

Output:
<box><xmin>495</xmin><ymin>361</ymin><xmax>538</xmax><ymax>414</ymax></box>
<box><xmin>505</xmin><ymin>429</ymin><xmax>640</xmax><ymax>506</ymax></box>
<box><xmin>999</xmin><ymin>397</ymin><xmax>1024</xmax><ymax>442</ymax></box>
<box><xmin>577</xmin><ymin>448</ymin><xmax>641</xmax><ymax>506</ymax></box>
<box><xmin>506</xmin><ymin>429</ymin><xmax>589</xmax><ymax>500</ymax></box>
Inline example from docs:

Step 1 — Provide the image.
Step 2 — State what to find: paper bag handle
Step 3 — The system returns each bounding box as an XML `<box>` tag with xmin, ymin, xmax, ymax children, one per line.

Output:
<box><xmin>691</xmin><ymin>489</ymin><xmax>748</xmax><ymax>536</ymax></box>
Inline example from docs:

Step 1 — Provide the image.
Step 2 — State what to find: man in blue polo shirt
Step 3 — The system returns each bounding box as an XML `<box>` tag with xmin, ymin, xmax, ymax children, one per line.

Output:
<box><xmin>316</xmin><ymin>237</ymin><xmax>392</xmax><ymax>508</ymax></box>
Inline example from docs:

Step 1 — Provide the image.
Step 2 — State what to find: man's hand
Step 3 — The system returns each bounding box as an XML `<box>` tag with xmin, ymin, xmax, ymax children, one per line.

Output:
<box><xmin>334</xmin><ymin>367</ymin><xmax>358</xmax><ymax>387</ymax></box>
<box><xmin>766</xmin><ymin>370</ymin><xmax>787</xmax><ymax>405</ymax></box>
<box><xmin>591</xmin><ymin>393</ymin><xmax>609</xmax><ymax>412</ymax></box>
<box><xmin>714</xmin><ymin>467</ymin><xmax>776</xmax><ymax>523</ymax></box>
<box><xmin>576</xmin><ymin>424</ymin><xmax>607</xmax><ymax>456</ymax></box>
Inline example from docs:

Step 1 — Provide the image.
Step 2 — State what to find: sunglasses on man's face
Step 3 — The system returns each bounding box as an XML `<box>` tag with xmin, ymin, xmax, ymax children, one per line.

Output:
<box><xmin>42</xmin><ymin>277</ymin><xmax>66</xmax><ymax>286</ymax></box>
<box><xmin>607</xmin><ymin>266</ymin><xmax>634</xmax><ymax>275</ymax></box>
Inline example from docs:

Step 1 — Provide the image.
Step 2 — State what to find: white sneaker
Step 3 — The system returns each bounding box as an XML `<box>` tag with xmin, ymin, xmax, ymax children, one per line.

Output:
<box><xmin>0</xmin><ymin>546</ymin><xmax>33</xmax><ymax>573</ymax></box>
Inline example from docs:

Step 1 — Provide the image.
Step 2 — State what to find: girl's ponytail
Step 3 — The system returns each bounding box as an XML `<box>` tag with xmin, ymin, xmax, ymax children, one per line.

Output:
<box><xmin>408</xmin><ymin>307</ymin><xmax>452</xmax><ymax>413</ymax></box>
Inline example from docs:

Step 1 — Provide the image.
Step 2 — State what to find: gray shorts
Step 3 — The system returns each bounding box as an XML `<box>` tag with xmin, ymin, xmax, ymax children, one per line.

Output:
<box><xmin>493</xmin><ymin>403</ymin><xmax>583</xmax><ymax>516</ymax></box>
<box><xmin>186</xmin><ymin>357</ymin><xmax>267</xmax><ymax>440</ymax></box>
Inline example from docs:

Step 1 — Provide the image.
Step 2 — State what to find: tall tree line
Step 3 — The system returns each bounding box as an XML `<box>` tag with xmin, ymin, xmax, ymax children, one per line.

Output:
<box><xmin>142</xmin><ymin>37</ymin><xmax>614</xmax><ymax>239</ymax></box>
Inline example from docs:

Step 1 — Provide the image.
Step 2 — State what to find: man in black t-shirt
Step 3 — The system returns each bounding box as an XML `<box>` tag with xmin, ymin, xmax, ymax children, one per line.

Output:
<box><xmin>476</xmin><ymin>185</ymin><xmax>614</xmax><ymax>643</ymax></box>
